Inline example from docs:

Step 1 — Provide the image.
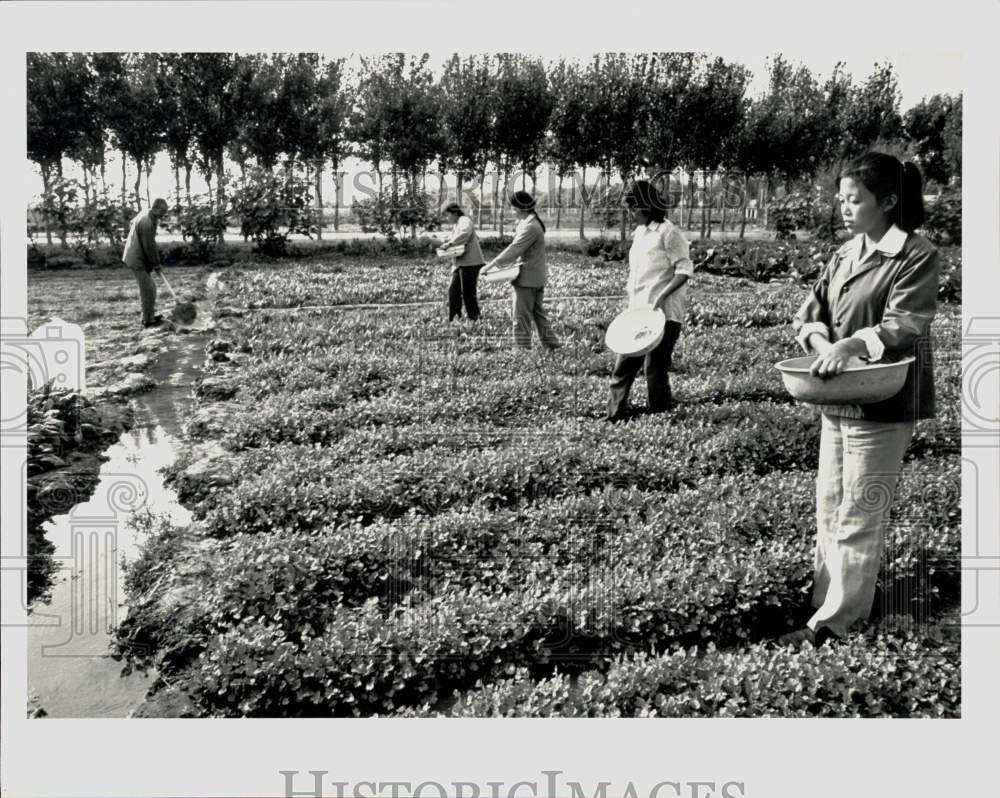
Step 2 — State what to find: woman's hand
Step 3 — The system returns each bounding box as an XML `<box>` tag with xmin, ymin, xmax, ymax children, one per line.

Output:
<box><xmin>810</xmin><ymin>338</ymin><xmax>868</xmax><ymax>378</ymax></box>
<box><xmin>806</xmin><ymin>333</ymin><xmax>832</xmax><ymax>357</ymax></box>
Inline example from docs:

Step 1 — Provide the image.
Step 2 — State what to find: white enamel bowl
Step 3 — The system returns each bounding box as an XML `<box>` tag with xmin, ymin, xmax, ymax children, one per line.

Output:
<box><xmin>605</xmin><ymin>307</ymin><xmax>666</xmax><ymax>357</ymax></box>
<box><xmin>775</xmin><ymin>355</ymin><xmax>914</xmax><ymax>404</ymax></box>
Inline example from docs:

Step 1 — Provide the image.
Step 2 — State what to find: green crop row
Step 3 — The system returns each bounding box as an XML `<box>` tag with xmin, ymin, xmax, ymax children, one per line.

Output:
<box><xmin>179</xmin><ymin>401</ymin><xmax>822</xmax><ymax>536</ymax></box>
<box><xmin>209</xmin><ymin>244</ymin><xmax>962</xmax><ymax>311</ymax></box>
<box><xmin>400</xmin><ymin>615</ymin><xmax>960</xmax><ymax>718</ymax></box>
<box><xmin>119</xmin><ymin>453</ymin><xmax>957</xmax><ymax>717</ymax></box>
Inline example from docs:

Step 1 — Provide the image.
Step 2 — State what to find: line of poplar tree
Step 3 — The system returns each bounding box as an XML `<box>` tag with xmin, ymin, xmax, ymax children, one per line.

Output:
<box><xmin>27</xmin><ymin>52</ymin><xmax>962</xmax><ymax>245</ymax></box>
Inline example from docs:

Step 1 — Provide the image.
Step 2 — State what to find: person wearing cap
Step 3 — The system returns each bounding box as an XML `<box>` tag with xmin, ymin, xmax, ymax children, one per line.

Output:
<box><xmin>482</xmin><ymin>190</ymin><xmax>560</xmax><ymax>350</ymax></box>
<box><xmin>438</xmin><ymin>202</ymin><xmax>485</xmax><ymax>322</ymax></box>
<box><xmin>606</xmin><ymin>180</ymin><xmax>693</xmax><ymax>420</ymax></box>
<box><xmin>122</xmin><ymin>198</ymin><xmax>169</xmax><ymax>328</ymax></box>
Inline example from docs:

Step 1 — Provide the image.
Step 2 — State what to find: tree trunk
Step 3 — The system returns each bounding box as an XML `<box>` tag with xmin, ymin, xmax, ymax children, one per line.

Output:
<box><xmin>620</xmin><ymin>171</ymin><xmax>629</xmax><ymax>242</ymax></box>
<box><xmin>99</xmin><ymin>152</ymin><xmax>107</xmax><ymax>199</ymax></box>
<box><xmin>145</xmin><ymin>159</ymin><xmax>152</xmax><ymax>207</ymax></box>
<box><xmin>204</xmin><ymin>171</ymin><xmax>213</xmax><ymax>214</ymax></box>
<box><xmin>678</xmin><ymin>170</ymin><xmax>685</xmax><ymax>228</ymax></box>
<box><xmin>719</xmin><ymin>174</ymin><xmax>727</xmax><ymax>232</ymax></box>
<box><xmin>184</xmin><ymin>163</ymin><xmax>192</xmax><ymax>208</ymax></box>
<box><xmin>133</xmin><ymin>157</ymin><xmax>142</xmax><ymax>210</ymax></box>
<box><xmin>699</xmin><ymin>171</ymin><xmax>706</xmax><ymax>238</ymax></box>
<box><xmin>40</xmin><ymin>163</ymin><xmax>53</xmax><ymax>246</ymax></box>
<box><xmin>704</xmin><ymin>171</ymin><xmax>712</xmax><ymax>239</ymax></box>
<box><xmin>332</xmin><ymin>163</ymin><xmax>341</xmax><ymax>231</ymax></box>
<box><xmin>569</xmin><ymin>174</ymin><xmax>576</xmax><ymax>228</ymax></box>
<box><xmin>478</xmin><ymin>173</ymin><xmax>485</xmax><ymax>228</ymax></box>
<box><xmin>120</xmin><ymin>152</ymin><xmax>128</xmax><ymax>210</ymax></box>
<box><xmin>555</xmin><ymin>173</ymin><xmax>564</xmax><ymax>229</ymax></box>
<box><xmin>739</xmin><ymin>174</ymin><xmax>750</xmax><ymax>240</ymax></box>
<box><xmin>410</xmin><ymin>169</ymin><xmax>417</xmax><ymax>239</ymax></box>
<box><xmin>55</xmin><ymin>159</ymin><xmax>68</xmax><ymax>248</ymax></box>
<box><xmin>492</xmin><ymin>171</ymin><xmax>500</xmax><ymax>232</ymax></box>
<box><xmin>390</xmin><ymin>167</ymin><xmax>401</xmax><ymax>238</ymax></box>
<box><xmin>578</xmin><ymin>165</ymin><xmax>587</xmax><ymax>240</ymax></box>
<box><xmin>440</xmin><ymin>169</ymin><xmax>450</xmax><ymax>212</ymax></box>
<box><xmin>314</xmin><ymin>159</ymin><xmax>324</xmax><ymax>240</ymax></box>
<box><xmin>173</xmin><ymin>164</ymin><xmax>181</xmax><ymax>213</ymax></box>
<box><xmin>81</xmin><ymin>166</ymin><xmax>91</xmax><ymax>210</ymax></box>
<box><xmin>215</xmin><ymin>152</ymin><xmax>226</xmax><ymax>242</ymax></box>
<box><xmin>760</xmin><ymin>174</ymin><xmax>769</xmax><ymax>229</ymax></box>
<box><xmin>686</xmin><ymin>173</ymin><xmax>696</xmax><ymax>230</ymax></box>
<box><xmin>498</xmin><ymin>170</ymin><xmax>506</xmax><ymax>238</ymax></box>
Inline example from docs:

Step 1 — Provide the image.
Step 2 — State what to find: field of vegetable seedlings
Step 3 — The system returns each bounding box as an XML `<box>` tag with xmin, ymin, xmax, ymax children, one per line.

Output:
<box><xmin>108</xmin><ymin>250</ymin><xmax>961</xmax><ymax>717</ymax></box>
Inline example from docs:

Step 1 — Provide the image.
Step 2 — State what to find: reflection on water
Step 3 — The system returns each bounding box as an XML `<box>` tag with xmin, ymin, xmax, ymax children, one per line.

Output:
<box><xmin>27</xmin><ymin>330</ymin><xmax>205</xmax><ymax>717</ymax></box>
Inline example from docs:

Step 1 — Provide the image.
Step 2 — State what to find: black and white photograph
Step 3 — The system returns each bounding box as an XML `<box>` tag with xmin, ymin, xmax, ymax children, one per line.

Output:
<box><xmin>1</xmin><ymin>1</ymin><xmax>997</xmax><ymax>797</ymax></box>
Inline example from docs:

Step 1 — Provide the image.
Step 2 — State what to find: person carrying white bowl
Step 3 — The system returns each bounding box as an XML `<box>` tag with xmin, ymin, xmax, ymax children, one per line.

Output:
<box><xmin>782</xmin><ymin>152</ymin><xmax>940</xmax><ymax>647</ymax></box>
<box><xmin>482</xmin><ymin>190</ymin><xmax>561</xmax><ymax>350</ymax></box>
<box><xmin>438</xmin><ymin>202</ymin><xmax>486</xmax><ymax>322</ymax></box>
<box><xmin>605</xmin><ymin>180</ymin><xmax>693</xmax><ymax>421</ymax></box>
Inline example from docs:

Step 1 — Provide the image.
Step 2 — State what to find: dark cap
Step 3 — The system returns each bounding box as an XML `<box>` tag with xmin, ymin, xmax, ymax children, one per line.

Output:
<box><xmin>509</xmin><ymin>190</ymin><xmax>536</xmax><ymax>210</ymax></box>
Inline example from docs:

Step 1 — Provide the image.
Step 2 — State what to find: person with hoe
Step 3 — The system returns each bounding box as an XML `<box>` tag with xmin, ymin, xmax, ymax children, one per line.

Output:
<box><xmin>482</xmin><ymin>190</ymin><xmax>561</xmax><ymax>350</ymax></box>
<box><xmin>438</xmin><ymin>202</ymin><xmax>486</xmax><ymax>322</ymax></box>
<box><xmin>782</xmin><ymin>152</ymin><xmax>940</xmax><ymax>645</ymax></box>
<box><xmin>605</xmin><ymin>179</ymin><xmax>693</xmax><ymax>421</ymax></box>
<box><xmin>122</xmin><ymin>197</ymin><xmax>169</xmax><ymax>329</ymax></box>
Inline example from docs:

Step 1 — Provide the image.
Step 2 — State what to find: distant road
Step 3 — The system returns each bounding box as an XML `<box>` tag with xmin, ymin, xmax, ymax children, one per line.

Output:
<box><xmin>141</xmin><ymin>226</ymin><xmax>778</xmax><ymax>244</ymax></box>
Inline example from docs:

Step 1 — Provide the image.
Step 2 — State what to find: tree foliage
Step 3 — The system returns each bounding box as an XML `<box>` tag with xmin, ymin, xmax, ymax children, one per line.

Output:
<box><xmin>905</xmin><ymin>94</ymin><xmax>961</xmax><ymax>186</ymax></box>
<box><xmin>439</xmin><ymin>55</ymin><xmax>495</xmax><ymax>192</ymax></box>
<box><xmin>493</xmin><ymin>54</ymin><xmax>553</xmax><ymax>189</ymax></box>
<box><xmin>26</xmin><ymin>52</ymin><xmax>961</xmax><ymax>244</ymax></box>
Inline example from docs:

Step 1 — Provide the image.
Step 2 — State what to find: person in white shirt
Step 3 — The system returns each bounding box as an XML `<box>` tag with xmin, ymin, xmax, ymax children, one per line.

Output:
<box><xmin>606</xmin><ymin>180</ymin><xmax>694</xmax><ymax>421</ymax></box>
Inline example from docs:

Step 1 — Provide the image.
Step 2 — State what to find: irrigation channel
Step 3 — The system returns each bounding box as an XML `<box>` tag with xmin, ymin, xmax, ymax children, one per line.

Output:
<box><xmin>27</xmin><ymin>304</ymin><xmax>212</xmax><ymax>718</ymax></box>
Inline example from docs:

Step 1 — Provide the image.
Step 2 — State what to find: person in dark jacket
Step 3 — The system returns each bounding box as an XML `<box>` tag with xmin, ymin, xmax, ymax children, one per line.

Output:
<box><xmin>122</xmin><ymin>198</ymin><xmax>169</xmax><ymax>328</ymax></box>
<box><xmin>439</xmin><ymin>202</ymin><xmax>485</xmax><ymax>321</ymax></box>
<box><xmin>782</xmin><ymin>152</ymin><xmax>940</xmax><ymax>646</ymax></box>
<box><xmin>482</xmin><ymin>191</ymin><xmax>560</xmax><ymax>349</ymax></box>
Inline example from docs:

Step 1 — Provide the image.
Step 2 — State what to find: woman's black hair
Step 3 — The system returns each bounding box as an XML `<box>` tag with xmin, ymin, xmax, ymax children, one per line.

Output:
<box><xmin>442</xmin><ymin>202</ymin><xmax>464</xmax><ymax>217</ymax></box>
<box><xmin>624</xmin><ymin>179</ymin><xmax>667</xmax><ymax>224</ymax></box>
<box><xmin>838</xmin><ymin>152</ymin><xmax>925</xmax><ymax>232</ymax></box>
<box><xmin>509</xmin><ymin>190</ymin><xmax>546</xmax><ymax>233</ymax></box>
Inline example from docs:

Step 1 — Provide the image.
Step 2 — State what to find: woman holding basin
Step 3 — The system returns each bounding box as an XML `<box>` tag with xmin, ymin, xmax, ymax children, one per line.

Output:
<box><xmin>604</xmin><ymin>180</ymin><xmax>694</xmax><ymax>421</ymax></box>
<box><xmin>482</xmin><ymin>191</ymin><xmax>561</xmax><ymax>350</ymax></box>
<box><xmin>783</xmin><ymin>152</ymin><xmax>940</xmax><ymax>646</ymax></box>
<box><xmin>438</xmin><ymin>202</ymin><xmax>486</xmax><ymax>322</ymax></box>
